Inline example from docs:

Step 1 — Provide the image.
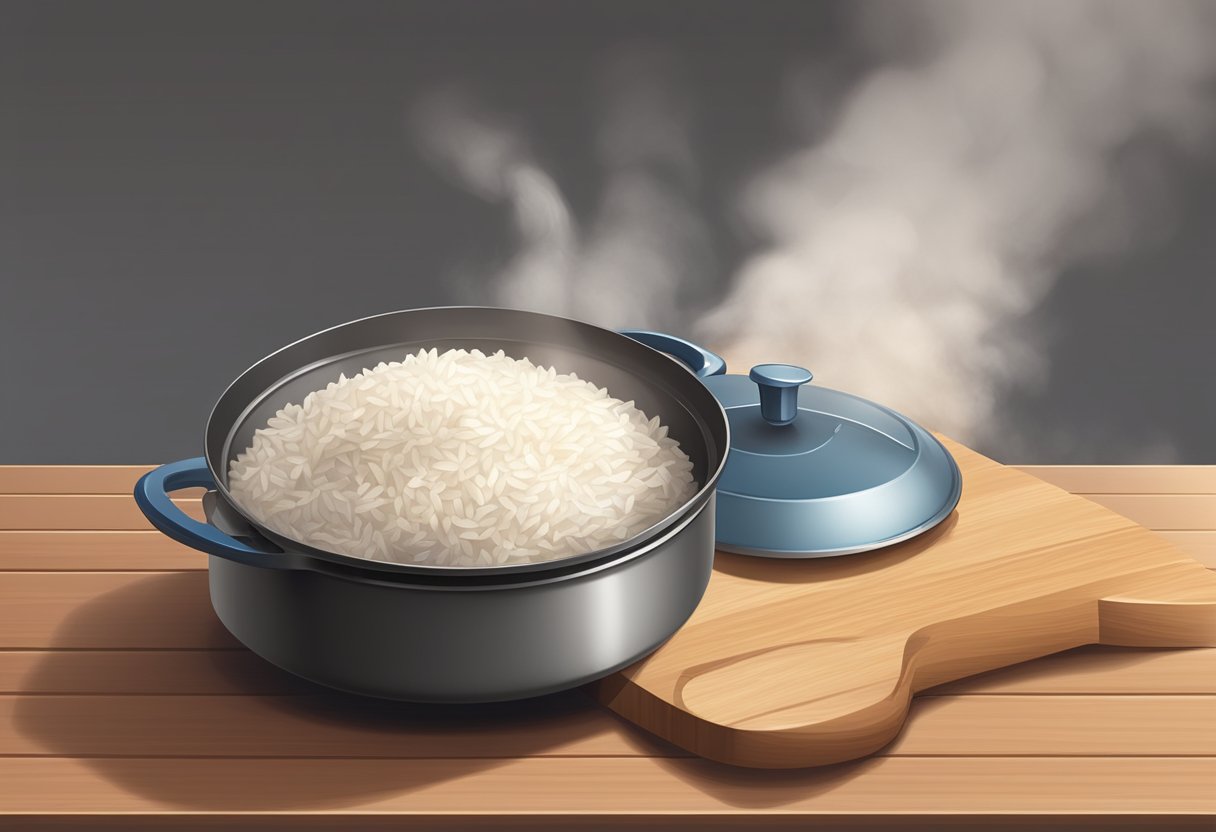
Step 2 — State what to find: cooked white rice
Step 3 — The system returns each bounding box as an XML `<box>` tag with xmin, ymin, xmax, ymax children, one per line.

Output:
<box><xmin>228</xmin><ymin>348</ymin><xmax>697</xmax><ymax>567</ymax></box>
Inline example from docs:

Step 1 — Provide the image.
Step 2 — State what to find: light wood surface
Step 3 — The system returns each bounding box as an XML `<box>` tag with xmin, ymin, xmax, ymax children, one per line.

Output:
<box><xmin>0</xmin><ymin>531</ymin><xmax>207</xmax><ymax>570</ymax></box>
<box><xmin>0</xmin><ymin>494</ymin><xmax>205</xmax><ymax>529</ymax></box>
<box><xmin>597</xmin><ymin>440</ymin><xmax>1216</xmax><ymax>768</ymax></box>
<box><xmin>2</xmin><ymin>526</ymin><xmax>1212</xmax><ymax>569</ymax></box>
<box><xmin>0</xmin><ymin>465</ymin><xmax>156</xmax><ymax>494</ymax></box>
<box><xmin>1</xmin><ymin>459</ymin><xmax>1213</xmax><ymax>827</ymax></box>
<box><xmin>3</xmin><ymin>756</ymin><xmax>1213</xmax><ymax>820</ymax></box>
<box><xmin>1079</xmin><ymin>494</ymin><xmax>1216</xmax><ymax>530</ymax></box>
<box><xmin>5</xmin><ymin>692</ymin><xmax>1213</xmax><ymax>758</ymax></box>
<box><xmin>2</xmin><ymin>464</ymin><xmax>1209</xmax><ymax>560</ymax></box>
<box><xmin>1014</xmin><ymin>465</ymin><xmax>1216</xmax><ymax>494</ymax></box>
<box><xmin>4</xmin><ymin>645</ymin><xmax>1213</xmax><ymax>696</ymax></box>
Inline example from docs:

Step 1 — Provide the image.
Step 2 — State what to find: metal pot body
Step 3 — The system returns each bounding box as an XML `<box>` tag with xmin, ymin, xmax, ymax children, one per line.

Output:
<box><xmin>135</xmin><ymin>308</ymin><xmax>730</xmax><ymax>701</ymax></box>
<box><xmin>209</xmin><ymin>495</ymin><xmax>715</xmax><ymax>702</ymax></box>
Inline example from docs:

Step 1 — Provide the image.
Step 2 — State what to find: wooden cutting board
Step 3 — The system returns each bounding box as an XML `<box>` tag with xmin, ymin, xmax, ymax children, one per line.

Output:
<box><xmin>595</xmin><ymin>438</ymin><xmax>1216</xmax><ymax>768</ymax></box>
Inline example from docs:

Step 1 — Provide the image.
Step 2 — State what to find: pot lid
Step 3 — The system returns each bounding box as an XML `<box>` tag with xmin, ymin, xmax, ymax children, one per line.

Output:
<box><xmin>702</xmin><ymin>364</ymin><xmax>961</xmax><ymax>558</ymax></box>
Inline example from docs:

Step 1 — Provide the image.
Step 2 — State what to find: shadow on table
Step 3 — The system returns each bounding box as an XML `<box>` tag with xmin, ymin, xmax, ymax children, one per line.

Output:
<box><xmin>19</xmin><ymin>531</ymin><xmax>1194</xmax><ymax>819</ymax></box>
<box><xmin>10</xmin><ymin>571</ymin><xmax>679</xmax><ymax>811</ymax></box>
<box><xmin>12</xmin><ymin>567</ymin><xmax>975</xmax><ymax>814</ymax></box>
<box><xmin>19</xmin><ymin>568</ymin><xmax>1187</xmax><ymax>818</ymax></box>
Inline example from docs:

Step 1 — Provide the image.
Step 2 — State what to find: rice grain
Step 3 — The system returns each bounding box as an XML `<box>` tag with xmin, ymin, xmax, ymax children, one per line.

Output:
<box><xmin>228</xmin><ymin>348</ymin><xmax>697</xmax><ymax>567</ymax></box>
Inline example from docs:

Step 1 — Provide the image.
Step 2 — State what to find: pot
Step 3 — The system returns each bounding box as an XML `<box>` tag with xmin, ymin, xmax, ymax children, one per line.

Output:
<box><xmin>135</xmin><ymin>307</ymin><xmax>729</xmax><ymax>702</ymax></box>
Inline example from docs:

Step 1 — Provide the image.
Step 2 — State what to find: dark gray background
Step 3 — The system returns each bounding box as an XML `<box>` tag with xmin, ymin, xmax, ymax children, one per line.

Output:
<box><xmin>3</xmin><ymin>0</ymin><xmax>1214</xmax><ymax>464</ymax></box>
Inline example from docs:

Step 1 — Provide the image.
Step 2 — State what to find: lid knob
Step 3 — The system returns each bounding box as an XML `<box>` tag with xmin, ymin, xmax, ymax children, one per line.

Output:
<box><xmin>748</xmin><ymin>364</ymin><xmax>814</xmax><ymax>426</ymax></box>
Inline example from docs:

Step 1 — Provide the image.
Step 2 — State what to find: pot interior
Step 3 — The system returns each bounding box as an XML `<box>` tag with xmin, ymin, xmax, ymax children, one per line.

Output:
<box><xmin>203</xmin><ymin>307</ymin><xmax>729</xmax><ymax>576</ymax></box>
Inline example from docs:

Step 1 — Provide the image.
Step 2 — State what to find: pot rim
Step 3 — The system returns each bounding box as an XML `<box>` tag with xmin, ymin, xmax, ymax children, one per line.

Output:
<box><xmin>203</xmin><ymin>306</ymin><xmax>730</xmax><ymax>580</ymax></box>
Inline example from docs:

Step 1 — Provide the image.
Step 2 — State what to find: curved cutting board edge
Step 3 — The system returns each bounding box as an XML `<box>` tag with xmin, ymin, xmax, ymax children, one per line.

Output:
<box><xmin>595</xmin><ymin>439</ymin><xmax>1216</xmax><ymax>769</ymax></box>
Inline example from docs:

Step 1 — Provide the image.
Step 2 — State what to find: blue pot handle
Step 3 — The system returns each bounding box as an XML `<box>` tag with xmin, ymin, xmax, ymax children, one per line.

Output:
<box><xmin>134</xmin><ymin>457</ymin><xmax>296</xmax><ymax>570</ymax></box>
<box><xmin>619</xmin><ymin>331</ymin><xmax>727</xmax><ymax>378</ymax></box>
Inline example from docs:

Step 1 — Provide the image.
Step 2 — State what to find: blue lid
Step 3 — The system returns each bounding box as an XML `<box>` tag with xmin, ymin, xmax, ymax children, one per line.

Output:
<box><xmin>703</xmin><ymin>364</ymin><xmax>962</xmax><ymax>558</ymax></box>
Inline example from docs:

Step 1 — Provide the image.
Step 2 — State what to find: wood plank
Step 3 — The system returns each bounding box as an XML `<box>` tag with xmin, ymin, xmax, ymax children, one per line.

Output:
<box><xmin>1081</xmin><ymin>494</ymin><xmax>1216</xmax><ymax>531</ymax></box>
<box><xmin>0</xmin><ymin>572</ymin><xmax>235</xmax><ymax>650</ymax></box>
<box><xmin>1154</xmin><ymin>531</ymin><xmax>1216</xmax><ymax>567</ymax></box>
<box><xmin>0</xmin><ymin>481</ymin><xmax>1206</xmax><ymax>551</ymax></box>
<box><xmin>3</xmin><ymin>693</ymin><xmax>1211</xmax><ymax>759</ymax></box>
<box><xmin>0</xmin><ymin>651</ymin><xmax>307</xmax><ymax>696</ymax></box>
<box><xmin>888</xmin><ymin>695</ymin><xmax>1216</xmax><ymax>756</ymax></box>
<box><xmin>7</xmin><ymin>566</ymin><xmax>1215</xmax><ymax>659</ymax></box>
<box><xmin>0</xmin><ymin>495</ymin><xmax>204</xmax><ymax>530</ymax></box>
<box><xmin>0</xmin><ymin>528</ymin><xmax>1210</xmax><ymax>574</ymax></box>
<box><xmin>927</xmin><ymin>645</ymin><xmax>1216</xmax><ymax>695</ymax></box>
<box><xmin>0</xmin><ymin>532</ymin><xmax>207</xmax><ymax>571</ymax></box>
<box><xmin>2</xmin><ymin>464</ymin><xmax>1212</xmax><ymax>498</ymax></box>
<box><xmin>2</xmin><ymin>528</ymin><xmax>1210</xmax><ymax>573</ymax></box>
<box><xmin>0</xmin><ymin>756</ymin><xmax>1212</xmax><ymax>819</ymax></box>
<box><xmin>1016</xmin><ymin>465</ymin><xmax>1216</xmax><ymax>495</ymax></box>
<box><xmin>0</xmin><ymin>693</ymin><xmax>668</xmax><ymax>759</ymax></box>
<box><xmin>0</xmin><ymin>460</ymin><xmax>1212</xmax><ymax>823</ymax></box>
<box><xmin>12</xmin><ymin>466</ymin><xmax>1162</xmax><ymax>547</ymax></box>
<box><xmin>0</xmin><ymin>466</ymin><xmax>154</xmax><ymax>495</ymax></box>
<box><xmin>4</xmin><ymin>645</ymin><xmax>1213</xmax><ymax>697</ymax></box>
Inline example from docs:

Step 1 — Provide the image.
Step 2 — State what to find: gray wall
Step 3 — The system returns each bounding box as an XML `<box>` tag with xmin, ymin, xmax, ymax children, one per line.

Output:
<box><xmin>3</xmin><ymin>1</ymin><xmax>1213</xmax><ymax>464</ymax></box>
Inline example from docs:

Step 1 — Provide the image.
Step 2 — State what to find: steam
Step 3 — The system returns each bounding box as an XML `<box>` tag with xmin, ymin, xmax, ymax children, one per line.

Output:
<box><xmin>411</xmin><ymin>91</ymin><xmax>575</xmax><ymax>310</ymax></box>
<box><xmin>412</xmin><ymin>0</ymin><xmax>1216</xmax><ymax>446</ymax></box>
<box><xmin>700</xmin><ymin>0</ymin><xmax>1216</xmax><ymax>441</ymax></box>
<box><xmin>411</xmin><ymin>48</ymin><xmax>710</xmax><ymax>332</ymax></box>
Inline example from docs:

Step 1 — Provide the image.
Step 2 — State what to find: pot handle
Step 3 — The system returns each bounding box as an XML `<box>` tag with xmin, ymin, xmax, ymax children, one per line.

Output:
<box><xmin>134</xmin><ymin>458</ymin><xmax>297</xmax><ymax>570</ymax></box>
<box><xmin>619</xmin><ymin>331</ymin><xmax>727</xmax><ymax>378</ymax></box>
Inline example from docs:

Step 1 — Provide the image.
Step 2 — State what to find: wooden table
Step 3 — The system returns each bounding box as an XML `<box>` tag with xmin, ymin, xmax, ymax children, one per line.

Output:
<box><xmin>1</xmin><ymin>465</ymin><xmax>1213</xmax><ymax>829</ymax></box>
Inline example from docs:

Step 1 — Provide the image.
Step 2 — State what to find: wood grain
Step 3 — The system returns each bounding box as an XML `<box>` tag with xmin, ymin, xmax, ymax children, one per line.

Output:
<box><xmin>1154</xmin><ymin>531</ymin><xmax>1216</xmax><ymax>567</ymax></box>
<box><xmin>1016</xmin><ymin>465</ymin><xmax>1216</xmax><ymax>495</ymax></box>
<box><xmin>887</xmin><ymin>695</ymin><xmax>1216</xmax><ymax>755</ymax></box>
<box><xmin>0</xmin><ymin>572</ymin><xmax>235</xmax><ymax>650</ymax></box>
<box><xmin>598</xmin><ymin>440</ymin><xmax>1216</xmax><ymax>768</ymax></box>
<box><xmin>1</xmin><ymin>460</ymin><xmax>1214</xmax><ymax>825</ymax></box>
<box><xmin>1082</xmin><ymin>494</ymin><xmax>1216</xmax><ymax>531</ymax></box>
<box><xmin>926</xmin><ymin>646</ymin><xmax>1216</xmax><ymax>695</ymax></box>
<box><xmin>0</xmin><ymin>756</ymin><xmax>1211</xmax><ymax>817</ymax></box>
<box><xmin>1</xmin><ymin>528</ymin><xmax>1212</xmax><ymax>571</ymax></box>
<box><xmin>6</xmin><ymin>490</ymin><xmax>1197</xmax><ymax>539</ymax></box>
<box><xmin>16</xmin><ymin>560</ymin><xmax>1212</xmax><ymax>655</ymax></box>
<box><xmin>0</xmin><ymin>532</ymin><xmax>207</xmax><ymax>571</ymax></box>
<box><xmin>0</xmin><ymin>650</ymin><xmax>307</xmax><ymax>695</ymax></box>
<box><xmin>0</xmin><ymin>495</ymin><xmax>204</xmax><ymax>530</ymax></box>
<box><xmin>4</xmin><ymin>646</ymin><xmax>1211</xmax><ymax>697</ymax></box>
<box><xmin>4</xmin><ymin>693</ymin><xmax>1210</xmax><ymax>759</ymax></box>
<box><xmin>0</xmin><ymin>693</ymin><xmax>671</xmax><ymax>759</ymax></box>
<box><xmin>5</xmin><ymin>465</ymin><xmax>1211</xmax><ymax>497</ymax></box>
<box><xmin>0</xmin><ymin>466</ymin><xmax>154</xmax><ymax>494</ymax></box>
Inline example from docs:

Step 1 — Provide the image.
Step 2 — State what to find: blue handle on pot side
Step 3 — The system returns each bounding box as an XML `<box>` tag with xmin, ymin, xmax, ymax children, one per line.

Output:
<box><xmin>134</xmin><ymin>457</ymin><xmax>291</xmax><ymax>569</ymax></box>
<box><xmin>619</xmin><ymin>331</ymin><xmax>727</xmax><ymax>378</ymax></box>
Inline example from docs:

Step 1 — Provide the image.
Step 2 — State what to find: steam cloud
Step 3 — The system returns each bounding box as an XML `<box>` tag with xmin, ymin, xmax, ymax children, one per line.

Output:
<box><xmin>411</xmin><ymin>48</ymin><xmax>711</xmax><ymax>334</ymax></box>
<box><xmin>701</xmin><ymin>0</ymin><xmax>1216</xmax><ymax>442</ymax></box>
<box><xmin>413</xmin><ymin>0</ymin><xmax>1216</xmax><ymax>447</ymax></box>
